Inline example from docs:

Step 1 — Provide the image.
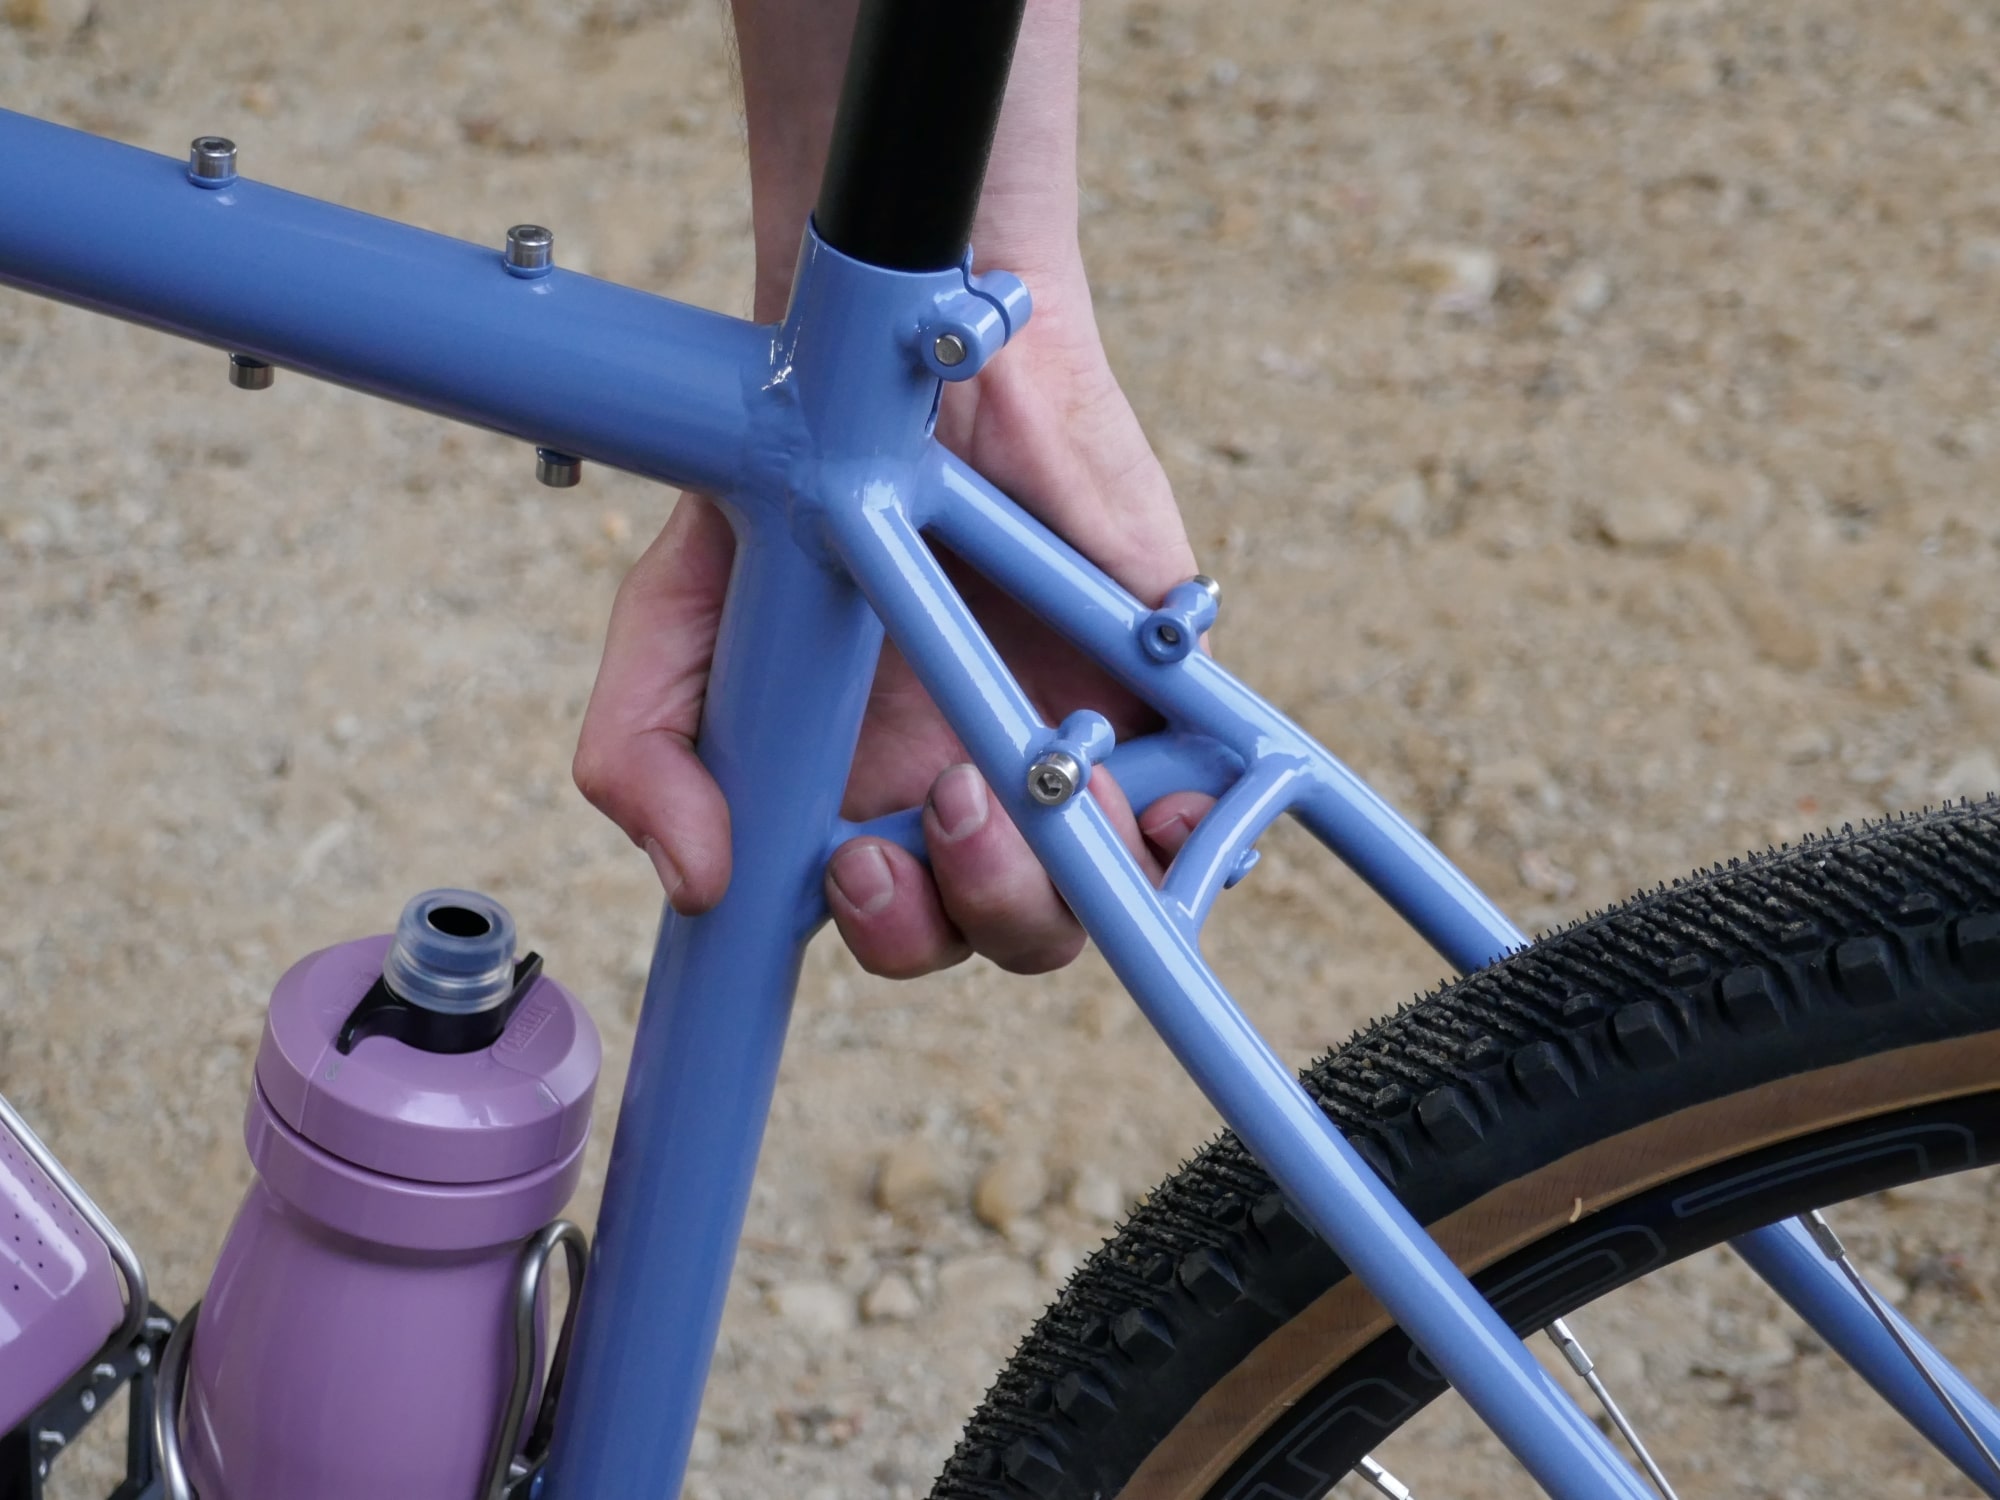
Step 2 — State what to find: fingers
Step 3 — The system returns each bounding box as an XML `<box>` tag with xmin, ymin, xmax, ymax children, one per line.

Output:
<box><xmin>824</xmin><ymin>838</ymin><xmax>970</xmax><ymax>980</ymax></box>
<box><xmin>825</xmin><ymin>765</ymin><xmax>1207</xmax><ymax>979</ymax></box>
<box><xmin>573</xmin><ymin>494</ymin><xmax>736</xmax><ymax>914</ymax></box>
<box><xmin>923</xmin><ymin>764</ymin><xmax>1088</xmax><ymax>975</ymax></box>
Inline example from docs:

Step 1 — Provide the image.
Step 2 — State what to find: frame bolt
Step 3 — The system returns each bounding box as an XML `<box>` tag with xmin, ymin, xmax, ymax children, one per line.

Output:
<box><xmin>932</xmin><ymin>332</ymin><xmax>968</xmax><ymax>368</ymax></box>
<box><xmin>505</xmin><ymin>224</ymin><xmax>555</xmax><ymax>278</ymax></box>
<box><xmin>187</xmin><ymin>136</ymin><xmax>238</xmax><ymax>188</ymax></box>
<box><xmin>536</xmin><ymin>448</ymin><xmax>582</xmax><ymax>488</ymax></box>
<box><xmin>228</xmin><ymin>354</ymin><xmax>274</xmax><ymax>390</ymax></box>
<box><xmin>1027</xmin><ymin>750</ymin><xmax>1083</xmax><ymax>807</ymax></box>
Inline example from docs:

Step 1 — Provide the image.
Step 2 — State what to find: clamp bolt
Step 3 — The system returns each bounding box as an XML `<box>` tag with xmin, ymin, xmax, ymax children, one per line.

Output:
<box><xmin>1027</xmin><ymin>750</ymin><xmax>1083</xmax><ymax>807</ymax></box>
<box><xmin>536</xmin><ymin>448</ymin><xmax>582</xmax><ymax>488</ymax></box>
<box><xmin>932</xmin><ymin>332</ymin><xmax>968</xmax><ymax>368</ymax></box>
<box><xmin>187</xmin><ymin>135</ymin><xmax>238</xmax><ymax>187</ymax></box>
<box><xmin>228</xmin><ymin>354</ymin><xmax>274</xmax><ymax>390</ymax></box>
<box><xmin>505</xmin><ymin>224</ymin><xmax>555</xmax><ymax>277</ymax></box>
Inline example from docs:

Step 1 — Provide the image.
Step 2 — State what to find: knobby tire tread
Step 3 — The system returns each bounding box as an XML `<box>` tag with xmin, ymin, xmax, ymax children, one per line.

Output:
<box><xmin>927</xmin><ymin>799</ymin><xmax>2000</xmax><ymax>1500</ymax></box>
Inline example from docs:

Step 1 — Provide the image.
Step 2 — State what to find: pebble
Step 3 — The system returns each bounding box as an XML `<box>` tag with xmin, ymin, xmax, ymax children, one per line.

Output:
<box><xmin>973</xmin><ymin>1153</ymin><xmax>1049</xmax><ymax>1231</ymax></box>
<box><xmin>873</xmin><ymin>1136</ymin><xmax>949</xmax><ymax>1215</ymax></box>
<box><xmin>686</xmin><ymin>1424</ymin><xmax>721</xmax><ymax>1470</ymax></box>
<box><xmin>1776</xmin><ymin>725</ymin><xmax>1833</xmax><ymax>764</ymax></box>
<box><xmin>1065</xmin><ymin>1165</ymin><xmax>1127</xmax><ymax>1224</ymax></box>
<box><xmin>1937</xmin><ymin>749</ymin><xmax>2000</xmax><ymax>803</ymax></box>
<box><xmin>1594</xmin><ymin>492</ymin><xmax>1696</xmax><ymax>552</ymax></box>
<box><xmin>1736</xmin><ymin>594</ymin><xmax>1823</xmax><ymax>673</ymax></box>
<box><xmin>2</xmin><ymin>0</ymin><xmax>91</xmax><ymax>33</ymax></box>
<box><xmin>860</xmin><ymin>1272</ymin><xmax>923</xmax><ymax>1324</ymax></box>
<box><xmin>766</xmin><ymin>1280</ymin><xmax>858</xmax><ymax>1337</ymax></box>
<box><xmin>1355</xmin><ymin>473</ymin><xmax>1429</xmax><ymax>537</ymax></box>
<box><xmin>1038</xmin><ymin>1242</ymin><xmax>1085</xmax><ymax>1284</ymax></box>
<box><xmin>1554</xmin><ymin>263</ymin><xmax>1612</xmax><ymax>326</ymax></box>
<box><xmin>935</xmin><ymin>1252</ymin><xmax>1042</xmax><ymax>1316</ymax></box>
<box><xmin>1401</xmin><ymin>244</ymin><xmax>1501</xmax><ymax>315</ymax></box>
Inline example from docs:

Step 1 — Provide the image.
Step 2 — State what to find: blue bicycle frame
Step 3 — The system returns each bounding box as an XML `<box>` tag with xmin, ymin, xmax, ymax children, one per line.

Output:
<box><xmin>4</xmin><ymin>44</ymin><xmax>1999</xmax><ymax>1500</ymax></box>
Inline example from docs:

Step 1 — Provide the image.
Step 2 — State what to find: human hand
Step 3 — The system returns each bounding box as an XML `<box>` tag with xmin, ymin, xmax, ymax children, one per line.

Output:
<box><xmin>572</xmin><ymin>0</ymin><xmax>1213</xmax><ymax>977</ymax></box>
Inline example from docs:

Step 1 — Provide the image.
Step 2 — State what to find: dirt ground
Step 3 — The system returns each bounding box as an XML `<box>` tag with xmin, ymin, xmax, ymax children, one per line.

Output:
<box><xmin>3</xmin><ymin>0</ymin><xmax>2000</xmax><ymax>1495</ymax></box>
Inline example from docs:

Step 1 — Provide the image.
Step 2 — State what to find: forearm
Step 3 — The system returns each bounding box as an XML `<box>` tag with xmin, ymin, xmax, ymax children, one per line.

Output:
<box><xmin>730</xmin><ymin>0</ymin><xmax>1082</xmax><ymax>321</ymax></box>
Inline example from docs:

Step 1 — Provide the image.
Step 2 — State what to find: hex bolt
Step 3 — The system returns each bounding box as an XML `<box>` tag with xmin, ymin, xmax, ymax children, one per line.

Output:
<box><xmin>78</xmin><ymin>1389</ymin><xmax>96</xmax><ymax>1414</ymax></box>
<box><xmin>536</xmin><ymin>448</ymin><xmax>582</xmax><ymax>488</ymax></box>
<box><xmin>1026</xmin><ymin>749</ymin><xmax>1083</xmax><ymax>807</ymax></box>
<box><xmin>505</xmin><ymin>224</ymin><xmax>555</xmax><ymax>278</ymax></box>
<box><xmin>187</xmin><ymin>135</ymin><xmax>238</xmax><ymax>188</ymax></box>
<box><xmin>228</xmin><ymin>354</ymin><xmax>274</xmax><ymax>390</ymax></box>
<box><xmin>1193</xmin><ymin>573</ymin><xmax>1221</xmax><ymax>607</ymax></box>
<box><xmin>932</xmin><ymin>332</ymin><xmax>968</xmax><ymax>368</ymax></box>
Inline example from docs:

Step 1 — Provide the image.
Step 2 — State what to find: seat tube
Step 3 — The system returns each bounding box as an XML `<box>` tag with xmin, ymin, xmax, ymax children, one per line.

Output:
<box><xmin>542</xmin><ymin>515</ymin><xmax>883</xmax><ymax>1499</ymax></box>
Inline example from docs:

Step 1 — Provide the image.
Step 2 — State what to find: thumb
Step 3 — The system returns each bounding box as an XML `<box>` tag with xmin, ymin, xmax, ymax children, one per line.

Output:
<box><xmin>572</xmin><ymin>492</ymin><xmax>735</xmax><ymax>913</ymax></box>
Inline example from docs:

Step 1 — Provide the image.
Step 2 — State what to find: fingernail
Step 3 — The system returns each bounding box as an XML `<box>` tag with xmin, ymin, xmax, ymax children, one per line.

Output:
<box><xmin>642</xmin><ymin>836</ymin><xmax>685</xmax><ymax>901</ymax></box>
<box><xmin>829</xmin><ymin>843</ymin><xmax>895</xmax><ymax>916</ymax></box>
<box><xmin>1142</xmin><ymin>809</ymin><xmax>1193</xmax><ymax>846</ymax></box>
<box><xmin>930</xmin><ymin>764</ymin><xmax>989</xmax><ymax>842</ymax></box>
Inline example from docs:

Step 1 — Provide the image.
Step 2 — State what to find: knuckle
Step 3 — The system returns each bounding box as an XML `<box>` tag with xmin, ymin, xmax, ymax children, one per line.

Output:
<box><xmin>569</xmin><ymin>740</ymin><xmax>612</xmax><ymax>808</ymax></box>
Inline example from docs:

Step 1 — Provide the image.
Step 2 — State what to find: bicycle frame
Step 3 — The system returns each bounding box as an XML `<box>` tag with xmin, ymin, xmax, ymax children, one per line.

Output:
<box><xmin>3</xmin><ymin>37</ymin><xmax>1998</xmax><ymax>1500</ymax></box>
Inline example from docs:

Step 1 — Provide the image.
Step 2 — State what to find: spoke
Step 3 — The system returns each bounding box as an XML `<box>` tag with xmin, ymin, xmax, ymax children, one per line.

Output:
<box><xmin>1544</xmin><ymin>1318</ymin><xmax>1680</xmax><ymax>1500</ymax></box>
<box><xmin>1800</xmin><ymin>1210</ymin><xmax>2000</xmax><ymax>1488</ymax></box>
<box><xmin>1354</xmin><ymin>1454</ymin><xmax>1415</xmax><ymax>1500</ymax></box>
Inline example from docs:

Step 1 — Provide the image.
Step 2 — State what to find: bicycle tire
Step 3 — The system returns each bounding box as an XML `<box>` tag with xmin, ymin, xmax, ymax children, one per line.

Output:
<box><xmin>928</xmin><ymin>799</ymin><xmax>2000</xmax><ymax>1500</ymax></box>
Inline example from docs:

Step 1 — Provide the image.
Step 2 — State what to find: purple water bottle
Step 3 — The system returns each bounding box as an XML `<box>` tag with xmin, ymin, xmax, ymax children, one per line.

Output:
<box><xmin>177</xmin><ymin>890</ymin><xmax>600</xmax><ymax>1499</ymax></box>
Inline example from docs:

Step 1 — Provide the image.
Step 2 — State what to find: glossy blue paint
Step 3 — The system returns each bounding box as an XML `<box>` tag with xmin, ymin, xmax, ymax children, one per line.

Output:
<box><xmin>922</xmin><ymin>449</ymin><xmax>1525</xmax><ymax>974</ymax></box>
<box><xmin>0</xmin><ymin>111</ymin><xmax>765</xmax><ymax>495</ymax></box>
<box><xmin>543</xmin><ymin>233</ymin><xmax>980</xmax><ymax>1498</ymax></box>
<box><xmin>1735</xmin><ymin>1221</ymin><xmax>2000</xmax><ymax>1496</ymax></box>
<box><xmin>823</xmin><ymin>489</ymin><xmax>1654</xmax><ymax>1500</ymax></box>
<box><xmin>0</xmin><ymin>103</ymin><xmax>1972</xmax><ymax>1500</ymax></box>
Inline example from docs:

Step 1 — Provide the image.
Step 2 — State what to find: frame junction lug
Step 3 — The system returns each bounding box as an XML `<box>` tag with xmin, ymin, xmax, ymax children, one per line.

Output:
<box><xmin>229</xmin><ymin>354</ymin><xmax>274</xmax><ymax>390</ymax></box>
<box><xmin>505</xmin><ymin>224</ymin><xmax>555</xmax><ymax>278</ymax></box>
<box><xmin>187</xmin><ymin>135</ymin><xmax>237</xmax><ymax>187</ymax></box>
<box><xmin>535</xmin><ymin>448</ymin><xmax>582</xmax><ymax>487</ymax></box>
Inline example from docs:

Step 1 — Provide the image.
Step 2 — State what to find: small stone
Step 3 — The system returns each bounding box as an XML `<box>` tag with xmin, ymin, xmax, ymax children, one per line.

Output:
<box><xmin>767</xmin><ymin>1280</ymin><xmax>857</xmax><ymax>1337</ymax></box>
<box><xmin>1937</xmin><ymin>749</ymin><xmax>2000</xmax><ymax>803</ymax></box>
<box><xmin>973</xmin><ymin>1153</ymin><xmax>1048</xmax><ymax>1231</ymax></box>
<box><xmin>1401</xmin><ymin>244</ymin><xmax>1501</xmax><ymax>315</ymax></box>
<box><xmin>1776</xmin><ymin>725</ymin><xmax>1833</xmax><ymax>764</ymax></box>
<box><xmin>1065</xmin><ymin>1166</ymin><xmax>1127</xmax><ymax>1225</ymax></box>
<box><xmin>936</xmin><ymin>1252</ymin><xmax>1041</xmax><ymax>1315</ymax></box>
<box><xmin>1553</xmin><ymin>263</ymin><xmax>1612</xmax><ymax>325</ymax></box>
<box><xmin>2</xmin><ymin>0</ymin><xmax>91</xmax><ymax>33</ymax></box>
<box><xmin>873</xmin><ymin>1136</ymin><xmax>949</xmax><ymax>1215</ymax></box>
<box><xmin>1038</xmin><ymin>1242</ymin><xmax>1085</xmax><ymax>1284</ymax></box>
<box><xmin>860</xmin><ymin>1272</ymin><xmax>922</xmax><ymax>1324</ymax></box>
<box><xmin>687</xmin><ymin>1424</ymin><xmax>722</xmax><ymax>1470</ymax></box>
<box><xmin>239</xmin><ymin>81</ymin><xmax>280</xmax><ymax>118</ymax></box>
<box><xmin>600</xmin><ymin>510</ymin><xmax>632</xmax><ymax>545</ymax></box>
<box><xmin>1737</xmin><ymin>595</ymin><xmax>1822</xmax><ymax>673</ymax></box>
<box><xmin>1517</xmin><ymin>848</ymin><xmax>1575</xmax><ymax>899</ymax></box>
<box><xmin>1355</xmin><ymin>473</ymin><xmax>1429</xmax><ymax>537</ymax></box>
<box><xmin>1594</xmin><ymin>492</ymin><xmax>1695</xmax><ymax>552</ymax></box>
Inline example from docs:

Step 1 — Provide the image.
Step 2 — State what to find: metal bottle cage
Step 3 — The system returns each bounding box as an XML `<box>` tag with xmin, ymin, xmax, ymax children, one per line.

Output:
<box><xmin>152</xmin><ymin>1221</ymin><xmax>589</xmax><ymax>1500</ymax></box>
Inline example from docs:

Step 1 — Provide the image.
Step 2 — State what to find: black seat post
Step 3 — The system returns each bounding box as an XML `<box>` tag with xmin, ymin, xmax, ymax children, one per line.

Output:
<box><xmin>814</xmin><ymin>0</ymin><xmax>1029</xmax><ymax>272</ymax></box>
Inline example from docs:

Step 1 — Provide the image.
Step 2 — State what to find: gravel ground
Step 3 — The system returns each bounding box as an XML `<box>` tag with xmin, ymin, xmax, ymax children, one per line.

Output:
<box><xmin>3</xmin><ymin>0</ymin><xmax>1999</xmax><ymax>1496</ymax></box>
